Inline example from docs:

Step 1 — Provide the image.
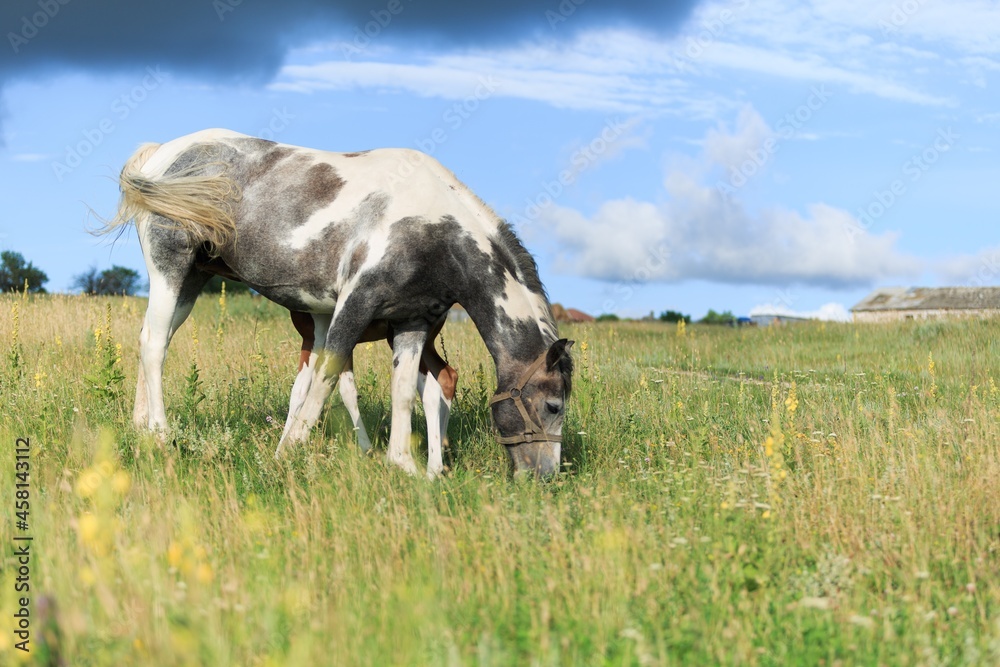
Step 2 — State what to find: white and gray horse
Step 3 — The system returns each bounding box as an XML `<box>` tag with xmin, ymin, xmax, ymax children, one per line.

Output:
<box><xmin>107</xmin><ymin>129</ymin><xmax>573</xmax><ymax>477</ymax></box>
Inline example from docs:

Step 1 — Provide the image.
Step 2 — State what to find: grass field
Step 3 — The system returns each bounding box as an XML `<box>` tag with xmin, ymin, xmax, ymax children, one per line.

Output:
<box><xmin>2</xmin><ymin>291</ymin><xmax>1000</xmax><ymax>665</ymax></box>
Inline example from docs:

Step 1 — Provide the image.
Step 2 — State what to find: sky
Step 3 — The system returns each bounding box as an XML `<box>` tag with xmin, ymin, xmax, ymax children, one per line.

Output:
<box><xmin>1</xmin><ymin>0</ymin><xmax>998</xmax><ymax>320</ymax></box>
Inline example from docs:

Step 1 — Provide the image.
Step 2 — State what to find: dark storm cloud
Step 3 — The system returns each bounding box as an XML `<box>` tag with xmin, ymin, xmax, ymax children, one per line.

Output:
<box><xmin>1</xmin><ymin>0</ymin><xmax>700</xmax><ymax>82</ymax></box>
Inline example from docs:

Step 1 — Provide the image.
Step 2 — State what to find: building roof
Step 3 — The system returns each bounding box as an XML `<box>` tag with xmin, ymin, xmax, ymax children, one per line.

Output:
<box><xmin>565</xmin><ymin>308</ymin><xmax>595</xmax><ymax>323</ymax></box>
<box><xmin>750</xmin><ymin>313</ymin><xmax>809</xmax><ymax>322</ymax></box>
<box><xmin>851</xmin><ymin>287</ymin><xmax>1000</xmax><ymax>312</ymax></box>
<box><xmin>550</xmin><ymin>303</ymin><xmax>594</xmax><ymax>322</ymax></box>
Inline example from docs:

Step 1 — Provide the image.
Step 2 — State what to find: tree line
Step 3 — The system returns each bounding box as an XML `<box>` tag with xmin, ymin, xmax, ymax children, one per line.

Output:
<box><xmin>596</xmin><ymin>309</ymin><xmax>738</xmax><ymax>325</ymax></box>
<box><xmin>0</xmin><ymin>251</ymin><xmax>248</xmax><ymax>296</ymax></box>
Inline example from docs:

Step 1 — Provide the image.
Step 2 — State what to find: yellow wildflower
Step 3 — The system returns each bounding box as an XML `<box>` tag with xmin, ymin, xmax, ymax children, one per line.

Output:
<box><xmin>167</xmin><ymin>542</ymin><xmax>184</xmax><ymax>568</ymax></box>
<box><xmin>196</xmin><ymin>563</ymin><xmax>214</xmax><ymax>585</ymax></box>
<box><xmin>77</xmin><ymin>513</ymin><xmax>100</xmax><ymax>546</ymax></box>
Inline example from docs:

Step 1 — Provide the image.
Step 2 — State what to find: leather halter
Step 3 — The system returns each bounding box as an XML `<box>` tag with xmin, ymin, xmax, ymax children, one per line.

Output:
<box><xmin>489</xmin><ymin>350</ymin><xmax>561</xmax><ymax>447</ymax></box>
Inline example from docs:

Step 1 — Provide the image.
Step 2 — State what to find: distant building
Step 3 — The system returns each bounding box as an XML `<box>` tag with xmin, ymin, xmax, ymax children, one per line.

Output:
<box><xmin>564</xmin><ymin>308</ymin><xmax>595</xmax><ymax>323</ymax></box>
<box><xmin>550</xmin><ymin>303</ymin><xmax>595</xmax><ymax>323</ymax></box>
<box><xmin>749</xmin><ymin>314</ymin><xmax>809</xmax><ymax>327</ymax></box>
<box><xmin>851</xmin><ymin>287</ymin><xmax>1000</xmax><ymax>323</ymax></box>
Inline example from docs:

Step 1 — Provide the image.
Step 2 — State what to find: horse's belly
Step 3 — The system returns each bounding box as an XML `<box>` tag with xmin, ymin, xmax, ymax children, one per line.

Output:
<box><xmin>251</xmin><ymin>284</ymin><xmax>338</xmax><ymax>313</ymax></box>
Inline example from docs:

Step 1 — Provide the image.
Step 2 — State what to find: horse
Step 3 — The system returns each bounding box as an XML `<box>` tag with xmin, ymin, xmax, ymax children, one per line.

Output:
<box><xmin>106</xmin><ymin>128</ymin><xmax>573</xmax><ymax>477</ymax></box>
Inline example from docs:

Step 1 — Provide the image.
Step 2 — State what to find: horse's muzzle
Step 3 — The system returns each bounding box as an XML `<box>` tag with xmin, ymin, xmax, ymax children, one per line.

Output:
<box><xmin>506</xmin><ymin>441</ymin><xmax>561</xmax><ymax>478</ymax></box>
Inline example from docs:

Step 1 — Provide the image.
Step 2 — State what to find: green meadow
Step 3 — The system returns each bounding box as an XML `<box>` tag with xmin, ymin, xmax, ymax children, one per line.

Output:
<box><xmin>2</xmin><ymin>292</ymin><xmax>1000</xmax><ymax>665</ymax></box>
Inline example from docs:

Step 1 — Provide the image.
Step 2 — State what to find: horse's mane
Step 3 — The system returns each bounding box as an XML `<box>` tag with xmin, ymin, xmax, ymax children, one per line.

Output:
<box><xmin>495</xmin><ymin>220</ymin><xmax>547</xmax><ymax>300</ymax></box>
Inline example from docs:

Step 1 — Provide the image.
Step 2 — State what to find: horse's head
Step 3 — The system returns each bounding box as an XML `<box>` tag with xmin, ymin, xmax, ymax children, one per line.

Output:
<box><xmin>490</xmin><ymin>339</ymin><xmax>574</xmax><ymax>477</ymax></box>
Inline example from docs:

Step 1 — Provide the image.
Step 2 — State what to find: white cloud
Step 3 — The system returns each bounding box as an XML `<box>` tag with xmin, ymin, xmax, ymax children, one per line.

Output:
<box><xmin>529</xmin><ymin>103</ymin><xmax>924</xmax><ymax>289</ymax></box>
<box><xmin>274</xmin><ymin>31</ymin><xmax>713</xmax><ymax>115</ymax></box>
<box><xmin>933</xmin><ymin>245</ymin><xmax>1000</xmax><ymax>286</ymax></box>
<box><xmin>274</xmin><ymin>8</ymin><xmax>960</xmax><ymax>116</ymax></box>
<box><xmin>700</xmin><ymin>42</ymin><xmax>953</xmax><ymax>106</ymax></box>
<box><xmin>702</xmin><ymin>105</ymin><xmax>775</xmax><ymax>172</ymax></box>
<box><xmin>536</xmin><ymin>191</ymin><xmax>922</xmax><ymax>288</ymax></box>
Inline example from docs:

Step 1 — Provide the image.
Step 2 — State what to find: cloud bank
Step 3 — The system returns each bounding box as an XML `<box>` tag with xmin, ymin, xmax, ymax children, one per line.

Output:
<box><xmin>532</xmin><ymin>105</ymin><xmax>924</xmax><ymax>289</ymax></box>
<box><xmin>1</xmin><ymin>0</ymin><xmax>700</xmax><ymax>82</ymax></box>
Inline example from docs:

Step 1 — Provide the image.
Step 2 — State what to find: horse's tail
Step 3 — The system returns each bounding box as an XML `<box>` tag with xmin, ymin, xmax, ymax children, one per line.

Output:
<box><xmin>100</xmin><ymin>141</ymin><xmax>241</xmax><ymax>253</ymax></box>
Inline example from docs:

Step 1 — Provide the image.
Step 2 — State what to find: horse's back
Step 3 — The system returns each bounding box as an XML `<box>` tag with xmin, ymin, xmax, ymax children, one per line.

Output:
<box><xmin>137</xmin><ymin>129</ymin><xmax>499</xmax><ymax>313</ymax></box>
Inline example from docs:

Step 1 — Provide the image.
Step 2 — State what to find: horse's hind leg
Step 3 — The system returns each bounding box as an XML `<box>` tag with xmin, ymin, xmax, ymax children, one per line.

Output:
<box><xmin>134</xmin><ymin>233</ymin><xmax>210</xmax><ymax>433</ymax></box>
<box><xmin>133</xmin><ymin>362</ymin><xmax>149</xmax><ymax>428</ymax></box>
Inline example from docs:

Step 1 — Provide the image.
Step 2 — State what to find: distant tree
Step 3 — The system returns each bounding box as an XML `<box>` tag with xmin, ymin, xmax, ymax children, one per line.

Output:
<box><xmin>0</xmin><ymin>251</ymin><xmax>48</xmax><ymax>293</ymax></box>
<box><xmin>658</xmin><ymin>310</ymin><xmax>690</xmax><ymax>324</ymax></box>
<box><xmin>595</xmin><ymin>313</ymin><xmax>620</xmax><ymax>322</ymax></box>
<box><xmin>202</xmin><ymin>276</ymin><xmax>252</xmax><ymax>294</ymax></box>
<box><xmin>73</xmin><ymin>267</ymin><xmax>101</xmax><ymax>295</ymax></box>
<box><xmin>73</xmin><ymin>265</ymin><xmax>143</xmax><ymax>296</ymax></box>
<box><xmin>699</xmin><ymin>309</ymin><xmax>736</xmax><ymax>325</ymax></box>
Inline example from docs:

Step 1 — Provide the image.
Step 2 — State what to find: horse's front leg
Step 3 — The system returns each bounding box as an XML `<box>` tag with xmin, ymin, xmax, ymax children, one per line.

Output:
<box><xmin>276</xmin><ymin>300</ymin><xmax>369</xmax><ymax>457</ymax></box>
<box><xmin>337</xmin><ymin>356</ymin><xmax>373</xmax><ymax>453</ymax></box>
<box><xmin>276</xmin><ymin>347</ymin><xmax>347</xmax><ymax>456</ymax></box>
<box><xmin>387</xmin><ymin>326</ymin><xmax>428</xmax><ymax>475</ymax></box>
<box><xmin>418</xmin><ymin>347</ymin><xmax>457</xmax><ymax>480</ymax></box>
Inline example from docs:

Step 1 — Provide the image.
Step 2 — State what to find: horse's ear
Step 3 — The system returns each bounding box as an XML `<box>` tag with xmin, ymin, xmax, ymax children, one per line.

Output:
<box><xmin>546</xmin><ymin>339</ymin><xmax>574</xmax><ymax>370</ymax></box>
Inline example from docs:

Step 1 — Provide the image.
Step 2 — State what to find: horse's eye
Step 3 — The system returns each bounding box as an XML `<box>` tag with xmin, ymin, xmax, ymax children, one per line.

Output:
<box><xmin>545</xmin><ymin>401</ymin><xmax>562</xmax><ymax>415</ymax></box>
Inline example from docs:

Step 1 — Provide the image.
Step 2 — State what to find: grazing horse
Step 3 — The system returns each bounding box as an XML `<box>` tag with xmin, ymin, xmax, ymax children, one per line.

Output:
<box><xmin>108</xmin><ymin>128</ymin><xmax>573</xmax><ymax>477</ymax></box>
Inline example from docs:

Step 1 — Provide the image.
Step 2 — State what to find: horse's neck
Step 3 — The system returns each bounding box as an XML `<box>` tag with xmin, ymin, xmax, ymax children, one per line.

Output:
<box><xmin>461</xmin><ymin>279</ymin><xmax>554</xmax><ymax>388</ymax></box>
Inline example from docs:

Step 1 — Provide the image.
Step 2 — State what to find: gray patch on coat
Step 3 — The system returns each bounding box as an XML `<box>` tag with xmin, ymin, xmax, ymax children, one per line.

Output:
<box><xmin>145</xmin><ymin>213</ymin><xmax>203</xmax><ymax>290</ymax></box>
<box><xmin>146</xmin><ymin>136</ymin><xmax>359</xmax><ymax>309</ymax></box>
<box><xmin>352</xmin><ymin>192</ymin><xmax>389</xmax><ymax>232</ymax></box>
<box><xmin>238</xmin><ymin>155</ymin><xmax>344</xmax><ymax>233</ymax></box>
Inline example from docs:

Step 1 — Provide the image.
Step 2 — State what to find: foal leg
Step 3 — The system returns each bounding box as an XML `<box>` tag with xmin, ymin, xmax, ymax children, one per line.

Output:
<box><xmin>281</xmin><ymin>312</ymin><xmax>331</xmax><ymax>444</ymax></box>
<box><xmin>387</xmin><ymin>326</ymin><xmax>428</xmax><ymax>475</ymax></box>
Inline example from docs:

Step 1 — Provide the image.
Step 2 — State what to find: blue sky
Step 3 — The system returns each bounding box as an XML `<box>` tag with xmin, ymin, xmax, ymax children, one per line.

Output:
<box><xmin>2</xmin><ymin>0</ymin><xmax>998</xmax><ymax>320</ymax></box>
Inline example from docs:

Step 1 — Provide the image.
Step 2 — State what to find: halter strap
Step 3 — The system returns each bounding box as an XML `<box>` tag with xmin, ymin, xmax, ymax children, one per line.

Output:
<box><xmin>489</xmin><ymin>350</ymin><xmax>560</xmax><ymax>446</ymax></box>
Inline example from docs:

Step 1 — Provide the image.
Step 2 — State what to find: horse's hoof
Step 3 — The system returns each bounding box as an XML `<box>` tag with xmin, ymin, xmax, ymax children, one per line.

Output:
<box><xmin>387</xmin><ymin>454</ymin><xmax>419</xmax><ymax>476</ymax></box>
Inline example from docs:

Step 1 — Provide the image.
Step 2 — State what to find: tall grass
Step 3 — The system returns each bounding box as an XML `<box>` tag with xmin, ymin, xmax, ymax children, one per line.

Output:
<box><xmin>2</xmin><ymin>293</ymin><xmax>1000</xmax><ymax>665</ymax></box>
